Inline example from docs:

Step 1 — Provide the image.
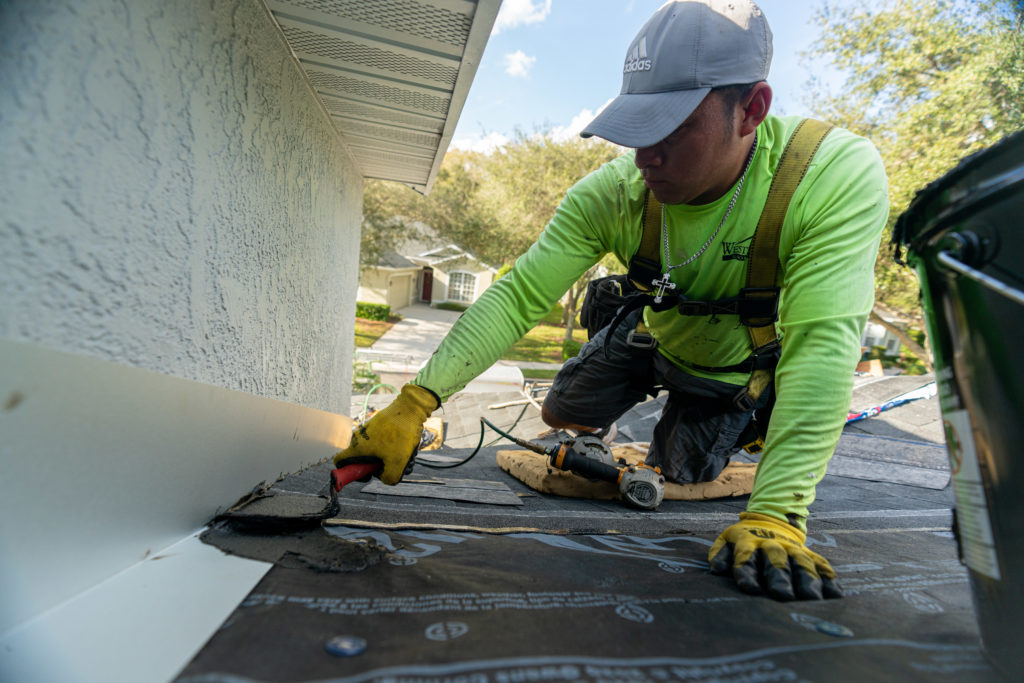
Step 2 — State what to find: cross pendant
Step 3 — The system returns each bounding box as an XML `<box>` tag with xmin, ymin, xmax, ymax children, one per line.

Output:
<box><xmin>651</xmin><ymin>273</ymin><xmax>676</xmax><ymax>304</ymax></box>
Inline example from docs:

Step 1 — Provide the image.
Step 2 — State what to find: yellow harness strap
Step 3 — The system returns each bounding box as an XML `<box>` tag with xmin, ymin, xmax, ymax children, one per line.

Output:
<box><xmin>738</xmin><ymin>119</ymin><xmax>833</xmax><ymax>418</ymax></box>
<box><xmin>745</xmin><ymin>118</ymin><xmax>834</xmax><ymax>351</ymax></box>
<box><xmin>631</xmin><ymin>191</ymin><xmax>664</xmax><ymax>292</ymax></box>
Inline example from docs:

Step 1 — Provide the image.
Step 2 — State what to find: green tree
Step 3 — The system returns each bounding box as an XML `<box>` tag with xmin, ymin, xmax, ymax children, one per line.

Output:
<box><xmin>359</xmin><ymin>179</ymin><xmax>422</xmax><ymax>272</ymax></box>
<box><xmin>805</xmin><ymin>0</ymin><xmax>1024</xmax><ymax>368</ymax></box>
<box><xmin>361</xmin><ymin>132</ymin><xmax>622</xmax><ymax>338</ymax></box>
<box><xmin>476</xmin><ymin>131</ymin><xmax>621</xmax><ymax>255</ymax></box>
<box><xmin>475</xmin><ymin>131</ymin><xmax>622</xmax><ymax>339</ymax></box>
<box><xmin>360</xmin><ymin>149</ymin><xmax>500</xmax><ymax>269</ymax></box>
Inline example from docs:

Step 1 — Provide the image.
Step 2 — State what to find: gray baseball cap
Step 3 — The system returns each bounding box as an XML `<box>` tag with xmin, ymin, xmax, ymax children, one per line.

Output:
<box><xmin>581</xmin><ymin>0</ymin><xmax>773</xmax><ymax>148</ymax></box>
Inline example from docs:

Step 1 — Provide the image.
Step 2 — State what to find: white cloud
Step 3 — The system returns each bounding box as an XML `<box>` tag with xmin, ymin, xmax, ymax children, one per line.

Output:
<box><xmin>503</xmin><ymin>50</ymin><xmax>536</xmax><ymax>78</ymax></box>
<box><xmin>492</xmin><ymin>0</ymin><xmax>552</xmax><ymax>35</ymax></box>
<box><xmin>450</xmin><ymin>132</ymin><xmax>510</xmax><ymax>154</ymax></box>
<box><xmin>549</xmin><ymin>99</ymin><xmax>614</xmax><ymax>142</ymax></box>
<box><xmin>550</xmin><ymin>109</ymin><xmax>596</xmax><ymax>142</ymax></box>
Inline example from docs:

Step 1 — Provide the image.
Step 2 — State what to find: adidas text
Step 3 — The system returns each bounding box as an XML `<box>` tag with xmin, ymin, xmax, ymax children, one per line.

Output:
<box><xmin>624</xmin><ymin>58</ymin><xmax>653</xmax><ymax>73</ymax></box>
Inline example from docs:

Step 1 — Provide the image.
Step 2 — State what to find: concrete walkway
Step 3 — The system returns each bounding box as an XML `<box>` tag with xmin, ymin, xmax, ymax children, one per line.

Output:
<box><xmin>356</xmin><ymin>303</ymin><xmax>562</xmax><ymax>392</ymax></box>
<box><xmin>362</xmin><ymin>302</ymin><xmax>462</xmax><ymax>366</ymax></box>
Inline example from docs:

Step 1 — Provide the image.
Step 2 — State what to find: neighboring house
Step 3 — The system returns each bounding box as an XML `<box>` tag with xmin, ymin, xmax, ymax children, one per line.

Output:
<box><xmin>357</xmin><ymin>250</ymin><xmax>423</xmax><ymax>311</ymax></box>
<box><xmin>411</xmin><ymin>244</ymin><xmax>498</xmax><ymax>306</ymax></box>
<box><xmin>862</xmin><ymin>311</ymin><xmax>909</xmax><ymax>357</ymax></box>
<box><xmin>359</xmin><ymin>226</ymin><xmax>498</xmax><ymax>310</ymax></box>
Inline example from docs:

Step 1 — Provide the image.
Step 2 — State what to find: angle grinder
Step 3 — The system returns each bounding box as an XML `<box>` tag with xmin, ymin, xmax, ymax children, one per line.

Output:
<box><xmin>483</xmin><ymin>421</ymin><xmax>665</xmax><ymax>511</ymax></box>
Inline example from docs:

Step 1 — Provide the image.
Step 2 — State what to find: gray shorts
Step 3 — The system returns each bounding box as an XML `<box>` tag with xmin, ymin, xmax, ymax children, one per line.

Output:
<box><xmin>543</xmin><ymin>310</ymin><xmax>763</xmax><ymax>484</ymax></box>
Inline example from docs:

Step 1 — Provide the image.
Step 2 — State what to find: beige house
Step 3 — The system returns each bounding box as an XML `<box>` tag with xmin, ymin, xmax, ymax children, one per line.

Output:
<box><xmin>358</xmin><ymin>251</ymin><xmax>424</xmax><ymax>311</ymax></box>
<box><xmin>359</xmin><ymin>230</ymin><xmax>498</xmax><ymax>310</ymax></box>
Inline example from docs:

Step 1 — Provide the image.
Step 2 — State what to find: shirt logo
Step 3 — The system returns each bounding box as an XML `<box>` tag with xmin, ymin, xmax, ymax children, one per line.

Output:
<box><xmin>722</xmin><ymin>235</ymin><xmax>753</xmax><ymax>261</ymax></box>
<box><xmin>624</xmin><ymin>37</ymin><xmax>652</xmax><ymax>73</ymax></box>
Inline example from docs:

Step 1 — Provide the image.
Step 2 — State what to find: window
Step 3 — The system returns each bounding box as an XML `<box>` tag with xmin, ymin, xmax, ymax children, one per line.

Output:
<box><xmin>448</xmin><ymin>271</ymin><xmax>476</xmax><ymax>303</ymax></box>
<box><xmin>884</xmin><ymin>336</ymin><xmax>902</xmax><ymax>356</ymax></box>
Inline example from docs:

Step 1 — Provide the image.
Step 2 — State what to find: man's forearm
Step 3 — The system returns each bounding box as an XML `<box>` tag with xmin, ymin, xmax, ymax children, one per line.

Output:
<box><xmin>414</xmin><ymin>275</ymin><xmax>543</xmax><ymax>400</ymax></box>
<box><xmin>746</xmin><ymin>316</ymin><xmax>864</xmax><ymax>530</ymax></box>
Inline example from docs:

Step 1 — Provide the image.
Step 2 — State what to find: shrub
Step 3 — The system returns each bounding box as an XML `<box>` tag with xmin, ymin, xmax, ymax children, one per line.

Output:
<box><xmin>561</xmin><ymin>338</ymin><xmax>583</xmax><ymax>361</ymax></box>
<box><xmin>895</xmin><ymin>351</ymin><xmax>928</xmax><ymax>375</ymax></box>
<box><xmin>864</xmin><ymin>344</ymin><xmax>889</xmax><ymax>360</ymax></box>
<box><xmin>352</xmin><ymin>359</ymin><xmax>380</xmax><ymax>394</ymax></box>
<box><xmin>355</xmin><ymin>302</ymin><xmax>391</xmax><ymax>321</ymax></box>
<box><xmin>435</xmin><ymin>302</ymin><xmax>469</xmax><ymax>312</ymax></box>
<box><xmin>865</xmin><ymin>343</ymin><xmax>928</xmax><ymax>375</ymax></box>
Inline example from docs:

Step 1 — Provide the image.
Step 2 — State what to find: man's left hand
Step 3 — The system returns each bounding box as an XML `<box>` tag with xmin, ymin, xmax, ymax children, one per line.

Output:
<box><xmin>708</xmin><ymin>512</ymin><xmax>843</xmax><ymax>601</ymax></box>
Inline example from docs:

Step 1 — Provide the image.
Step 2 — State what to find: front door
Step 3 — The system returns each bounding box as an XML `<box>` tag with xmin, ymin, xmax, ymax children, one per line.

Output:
<box><xmin>421</xmin><ymin>269</ymin><xmax>433</xmax><ymax>303</ymax></box>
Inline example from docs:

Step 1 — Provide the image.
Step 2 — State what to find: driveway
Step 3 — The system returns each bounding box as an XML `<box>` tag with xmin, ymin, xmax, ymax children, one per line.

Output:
<box><xmin>355</xmin><ymin>303</ymin><xmax>561</xmax><ymax>395</ymax></box>
<box><xmin>363</xmin><ymin>302</ymin><xmax>463</xmax><ymax>366</ymax></box>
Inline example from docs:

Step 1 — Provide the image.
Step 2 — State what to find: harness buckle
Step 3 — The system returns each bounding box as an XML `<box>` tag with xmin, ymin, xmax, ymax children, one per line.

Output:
<box><xmin>676</xmin><ymin>300</ymin><xmax>710</xmax><ymax>316</ymax></box>
<box><xmin>733</xmin><ymin>386</ymin><xmax>757</xmax><ymax>412</ymax></box>
<box><xmin>740</xmin><ymin>435</ymin><xmax>765</xmax><ymax>455</ymax></box>
<box><xmin>626</xmin><ymin>329</ymin><xmax>658</xmax><ymax>350</ymax></box>
<box><xmin>750</xmin><ymin>341</ymin><xmax>782</xmax><ymax>369</ymax></box>
<box><xmin>738</xmin><ymin>287</ymin><xmax>781</xmax><ymax>327</ymax></box>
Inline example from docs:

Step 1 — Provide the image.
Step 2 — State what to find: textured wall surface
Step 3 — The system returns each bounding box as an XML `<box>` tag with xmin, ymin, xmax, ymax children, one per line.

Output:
<box><xmin>0</xmin><ymin>0</ymin><xmax>361</xmax><ymax>413</ymax></box>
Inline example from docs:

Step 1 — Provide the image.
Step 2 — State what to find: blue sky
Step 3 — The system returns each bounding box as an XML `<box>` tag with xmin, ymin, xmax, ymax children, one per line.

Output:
<box><xmin>450</xmin><ymin>0</ymin><xmax>861</xmax><ymax>151</ymax></box>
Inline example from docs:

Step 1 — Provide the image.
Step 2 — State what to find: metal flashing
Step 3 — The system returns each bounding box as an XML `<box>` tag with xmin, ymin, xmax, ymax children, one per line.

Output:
<box><xmin>0</xmin><ymin>534</ymin><xmax>270</xmax><ymax>683</ymax></box>
<box><xmin>0</xmin><ymin>339</ymin><xmax>352</xmax><ymax>635</ymax></box>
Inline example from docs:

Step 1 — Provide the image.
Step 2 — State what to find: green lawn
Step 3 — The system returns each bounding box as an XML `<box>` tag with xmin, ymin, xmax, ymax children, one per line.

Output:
<box><xmin>354</xmin><ymin>317</ymin><xmax>397</xmax><ymax>347</ymax></box>
<box><xmin>500</xmin><ymin>323</ymin><xmax>588</xmax><ymax>364</ymax></box>
<box><xmin>355</xmin><ymin>306</ymin><xmax>584</xmax><ymax>369</ymax></box>
<box><xmin>521</xmin><ymin>368</ymin><xmax>560</xmax><ymax>380</ymax></box>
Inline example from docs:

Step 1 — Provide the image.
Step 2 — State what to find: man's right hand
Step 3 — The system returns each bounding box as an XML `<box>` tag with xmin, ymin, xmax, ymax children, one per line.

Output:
<box><xmin>708</xmin><ymin>512</ymin><xmax>843</xmax><ymax>601</ymax></box>
<box><xmin>333</xmin><ymin>384</ymin><xmax>439</xmax><ymax>485</ymax></box>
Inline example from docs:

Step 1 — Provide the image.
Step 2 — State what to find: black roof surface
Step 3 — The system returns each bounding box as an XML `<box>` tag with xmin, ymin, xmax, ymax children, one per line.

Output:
<box><xmin>184</xmin><ymin>375</ymin><xmax>1003</xmax><ymax>682</ymax></box>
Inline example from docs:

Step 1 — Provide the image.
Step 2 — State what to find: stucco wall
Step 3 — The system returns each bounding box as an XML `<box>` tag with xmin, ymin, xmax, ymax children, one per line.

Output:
<box><xmin>0</xmin><ymin>0</ymin><xmax>361</xmax><ymax>413</ymax></box>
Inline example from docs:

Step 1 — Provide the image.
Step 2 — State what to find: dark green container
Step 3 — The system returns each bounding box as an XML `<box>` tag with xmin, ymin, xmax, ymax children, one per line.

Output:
<box><xmin>893</xmin><ymin>130</ymin><xmax>1024</xmax><ymax>678</ymax></box>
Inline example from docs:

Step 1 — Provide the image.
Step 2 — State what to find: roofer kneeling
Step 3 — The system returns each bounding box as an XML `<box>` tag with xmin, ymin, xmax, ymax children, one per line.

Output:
<box><xmin>335</xmin><ymin>0</ymin><xmax>889</xmax><ymax>602</ymax></box>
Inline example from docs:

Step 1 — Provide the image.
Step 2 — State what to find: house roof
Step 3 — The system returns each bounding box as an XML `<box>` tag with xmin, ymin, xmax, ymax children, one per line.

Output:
<box><xmin>264</xmin><ymin>0</ymin><xmax>500</xmax><ymax>194</ymax></box>
<box><xmin>410</xmin><ymin>243</ymin><xmax>496</xmax><ymax>271</ymax></box>
<box><xmin>419</xmin><ymin>244</ymin><xmax>464</xmax><ymax>260</ymax></box>
<box><xmin>368</xmin><ymin>222</ymin><xmax>496</xmax><ymax>271</ymax></box>
<box><xmin>377</xmin><ymin>248</ymin><xmax>419</xmax><ymax>269</ymax></box>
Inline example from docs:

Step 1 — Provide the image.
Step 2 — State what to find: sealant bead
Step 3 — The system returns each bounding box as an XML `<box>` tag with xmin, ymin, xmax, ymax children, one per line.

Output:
<box><xmin>325</xmin><ymin>635</ymin><xmax>367</xmax><ymax>657</ymax></box>
<box><xmin>815</xmin><ymin>621</ymin><xmax>854</xmax><ymax>638</ymax></box>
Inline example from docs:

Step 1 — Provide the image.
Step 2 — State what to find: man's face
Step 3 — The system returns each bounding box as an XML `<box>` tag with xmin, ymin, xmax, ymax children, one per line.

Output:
<box><xmin>633</xmin><ymin>92</ymin><xmax>740</xmax><ymax>206</ymax></box>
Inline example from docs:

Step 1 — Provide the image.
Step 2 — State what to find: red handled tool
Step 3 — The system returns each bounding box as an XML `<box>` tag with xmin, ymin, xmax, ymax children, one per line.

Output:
<box><xmin>330</xmin><ymin>463</ymin><xmax>381</xmax><ymax>492</ymax></box>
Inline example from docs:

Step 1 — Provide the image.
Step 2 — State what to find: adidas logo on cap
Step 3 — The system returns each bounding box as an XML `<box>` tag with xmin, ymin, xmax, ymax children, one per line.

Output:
<box><xmin>623</xmin><ymin>36</ymin><xmax>652</xmax><ymax>73</ymax></box>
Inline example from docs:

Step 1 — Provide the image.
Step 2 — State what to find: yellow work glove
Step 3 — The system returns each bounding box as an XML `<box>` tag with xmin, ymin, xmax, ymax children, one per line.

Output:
<box><xmin>708</xmin><ymin>512</ymin><xmax>842</xmax><ymax>601</ymax></box>
<box><xmin>333</xmin><ymin>384</ymin><xmax>439</xmax><ymax>485</ymax></box>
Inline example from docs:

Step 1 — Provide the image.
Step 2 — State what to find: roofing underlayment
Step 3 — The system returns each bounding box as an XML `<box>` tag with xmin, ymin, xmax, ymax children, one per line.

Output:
<box><xmin>183</xmin><ymin>374</ymin><xmax>1002</xmax><ymax>682</ymax></box>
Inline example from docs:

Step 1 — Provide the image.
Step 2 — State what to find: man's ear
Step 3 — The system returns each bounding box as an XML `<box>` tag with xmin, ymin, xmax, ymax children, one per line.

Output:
<box><xmin>740</xmin><ymin>82</ymin><xmax>772</xmax><ymax>136</ymax></box>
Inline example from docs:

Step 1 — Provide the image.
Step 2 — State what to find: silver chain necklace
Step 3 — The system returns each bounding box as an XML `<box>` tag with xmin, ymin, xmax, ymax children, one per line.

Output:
<box><xmin>651</xmin><ymin>132</ymin><xmax>758</xmax><ymax>303</ymax></box>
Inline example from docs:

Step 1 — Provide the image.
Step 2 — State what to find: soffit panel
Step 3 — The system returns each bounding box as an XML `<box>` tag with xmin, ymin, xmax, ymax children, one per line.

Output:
<box><xmin>265</xmin><ymin>0</ymin><xmax>499</xmax><ymax>193</ymax></box>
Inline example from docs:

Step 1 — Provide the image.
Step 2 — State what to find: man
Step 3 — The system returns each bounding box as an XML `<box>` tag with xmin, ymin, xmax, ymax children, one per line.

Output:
<box><xmin>336</xmin><ymin>0</ymin><xmax>888</xmax><ymax>601</ymax></box>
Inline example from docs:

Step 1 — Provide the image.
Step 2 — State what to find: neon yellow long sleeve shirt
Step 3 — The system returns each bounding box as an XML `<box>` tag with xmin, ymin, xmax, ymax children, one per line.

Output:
<box><xmin>416</xmin><ymin>115</ymin><xmax>889</xmax><ymax>529</ymax></box>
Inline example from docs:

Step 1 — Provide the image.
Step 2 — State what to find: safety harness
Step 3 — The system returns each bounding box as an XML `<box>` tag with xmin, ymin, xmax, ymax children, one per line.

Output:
<box><xmin>603</xmin><ymin>118</ymin><xmax>834</xmax><ymax>450</ymax></box>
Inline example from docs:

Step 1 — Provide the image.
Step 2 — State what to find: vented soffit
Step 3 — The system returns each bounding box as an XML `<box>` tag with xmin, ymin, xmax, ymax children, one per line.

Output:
<box><xmin>264</xmin><ymin>0</ymin><xmax>500</xmax><ymax>194</ymax></box>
